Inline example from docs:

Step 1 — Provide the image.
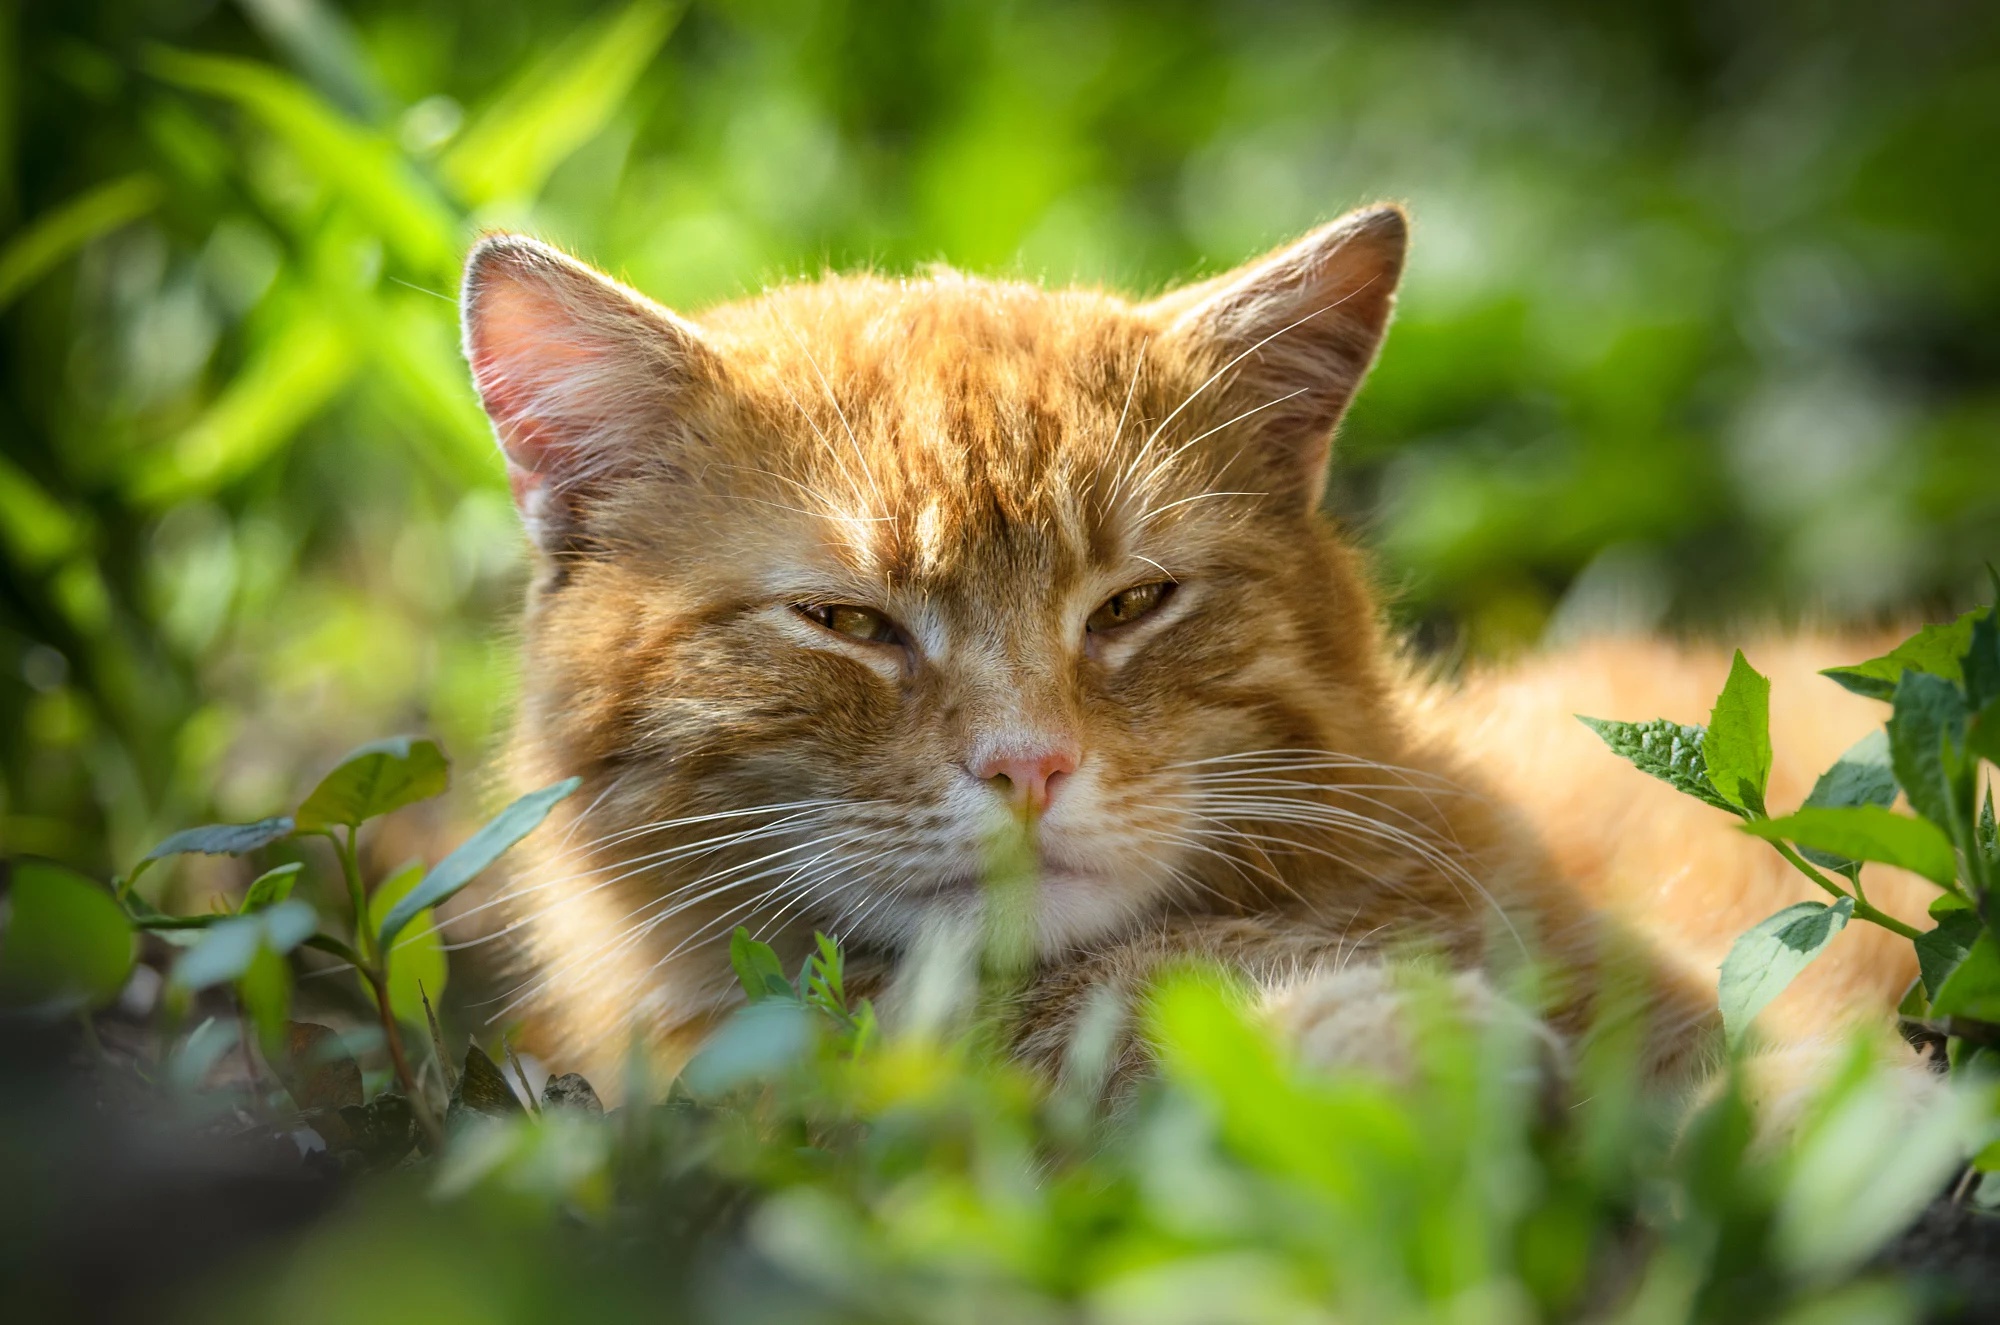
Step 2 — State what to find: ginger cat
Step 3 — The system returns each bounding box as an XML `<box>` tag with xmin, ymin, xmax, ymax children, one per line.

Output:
<box><xmin>457</xmin><ymin>205</ymin><xmax>1925</xmax><ymax>1094</ymax></box>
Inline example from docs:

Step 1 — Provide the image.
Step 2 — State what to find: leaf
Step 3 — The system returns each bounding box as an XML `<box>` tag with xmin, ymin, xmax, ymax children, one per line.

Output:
<box><xmin>172</xmin><ymin>915</ymin><xmax>262</xmax><ymax>992</ymax></box>
<box><xmin>1718</xmin><ymin>899</ymin><xmax>1853</xmax><ymax>1046</ymax></box>
<box><xmin>1742</xmin><ymin>806</ymin><xmax>1958</xmax><ymax>887</ymax></box>
<box><xmin>146</xmin><ymin>48</ymin><xmax>460</xmax><ymax>277</ymax></box>
<box><xmin>240</xmin><ymin>862</ymin><xmax>303</xmax><ymax>912</ymax></box>
<box><xmin>1803</xmin><ymin>730</ymin><xmax>1898</xmax><ymax>812</ymax></box>
<box><xmin>1798</xmin><ymin>730</ymin><xmax>1900</xmax><ymax>873</ymax></box>
<box><xmin>442</xmin><ymin>0</ymin><xmax>680</xmax><ymax>206</ymax></box>
<box><xmin>295</xmin><ymin>736</ymin><xmax>449</xmax><ymax>832</ymax></box>
<box><xmin>377</xmin><ymin>776</ymin><xmax>580</xmax><ymax>949</ymax></box>
<box><xmin>448</xmin><ymin>1044</ymin><xmax>527</xmax><ymax>1128</ymax></box>
<box><xmin>143</xmin><ymin>816</ymin><xmax>295</xmax><ymax>862</ymax></box>
<box><xmin>1822</xmin><ymin>611</ymin><xmax>1982</xmax><ymax>700</ymax></box>
<box><xmin>1703</xmin><ymin>651</ymin><xmax>1772</xmax><ymax>814</ymax></box>
<box><xmin>127</xmin><ymin>308</ymin><xmax>356</xmax><ymax>506</ymax></box>
<box><xmin>1971</xmin><ymin>697</ymin><xmax>2000</xmax><ymax>770</ymax></box>
<box><xmin>1576</xmin><ymin>716</ymin><xmax>1736</xmax><ymax>813</ymax></box>
<box><xmin>730</xmin><ymin>926</ymin><xmax>788</xmax><ymax>1001</ymax></box>
<box><xmin>238</xmin><ymin>943</ymin><xmax>293</xmax><ymax>1048</ymax></box>
<box><xmin>1915</xmin><ymin>911</ymin><xmax>1984</xmax><ymax>1000</ymax></box>
<box><xmin>336</xmin><ymin>1093</ymin><xmax>416</xmax><ymax>1166</ymax></box>
<box><xmin>0</xmin><ymin>173</ymin><xmax>161</xmax><ymax>311</ymax></box>
<box><xmin>0</xmin><ymin>862</ymin><xmax>134</xmax><ymax>1010</ymax></box>
<box><xmin>1963</xmin><ymin>606</ymin><xmax>2000</xmax><ymax>713</ymax></box>
<box><xmin>172</xmin><ymin>899</ymin><xmax>318</xmax><ymax>991</ymax></box>
<box><xmin>1886</xmin><ymin>671</ymin><xmax>1971</xmax><ymax>833</ymax></box>
<box><xmin>540</xmin><ymin>1072</ymin><xmax>603</xmax><ymax>1117</ymax></box>
<box><xmin>272</xmin><ymin>1021</ymin><xmax>365</xmax><ymax>1114</ymax></box>
<box><xmin>1932</xmin><ymin>933</ymin><xmax>2000</xmax><ymax>1022</ymax></box>
<box><xmin>368</xmin><ymin>861</ymin><xmax>447</xmax><ymax>1026</ymax></box>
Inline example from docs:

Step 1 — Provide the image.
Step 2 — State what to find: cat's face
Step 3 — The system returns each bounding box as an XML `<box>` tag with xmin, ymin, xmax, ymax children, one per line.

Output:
<box><xmin>465</xmin><ymin>208</ymin><xmax>1408</xmax><ymax>962</ymax></box>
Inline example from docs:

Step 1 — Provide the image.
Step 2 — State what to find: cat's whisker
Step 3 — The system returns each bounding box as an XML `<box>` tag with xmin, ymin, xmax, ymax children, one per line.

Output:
<box><xmin>478</xmin><ymin>821</ymin><xmax>887</xmax><ymax>1012</ymax></box>
<box><xmin>1121</xmin><ymin>279</ymin><xmax>1379</xmax><ymax>489</ymax></box>
<box><xmin>783</xmin><ymin>323</ymin><xmax>884</xmax><ymax>510</ymax></box>
<box><xmin>1127</xmin><ymin>386</ymin><xmax>1309</xmax><ymax>514</ymax></box>
<box><xmin>425</xmin><ymin>817</ymin><xmax>830</xmax><ymax>957</ymax></box>
<box><xmin>767</xmin><ymin>372</ymin><xmax>873</xmax><ymax>511</ymax></box>
<box><xmin>450</xmin><ymin>803</ymin><xmax>846</xmax><ymax>934</ymax></box>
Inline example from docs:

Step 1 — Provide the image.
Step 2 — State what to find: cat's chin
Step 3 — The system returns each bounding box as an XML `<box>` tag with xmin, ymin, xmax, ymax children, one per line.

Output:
<box><xmin>849</xmin><ymin>864</ymin><xmax>1164</xmax><ymax>957</ymax></box>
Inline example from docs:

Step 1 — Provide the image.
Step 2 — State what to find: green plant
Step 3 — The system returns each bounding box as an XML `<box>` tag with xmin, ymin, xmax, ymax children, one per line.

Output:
<box><xmin>1583</xmin><ymin>592</ymin><xmax>2000</xmax><ymax>1085</ymax></box>
<box><xmin>1</xmin><ymin>733</ymin><xmax>576</xmax><ymax>1143</ymax></box>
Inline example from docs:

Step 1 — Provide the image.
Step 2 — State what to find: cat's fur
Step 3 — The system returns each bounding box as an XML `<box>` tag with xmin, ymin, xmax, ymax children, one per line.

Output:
<box><xmin>458</xmin><ymin>205</ymin><xmax>1924</xmax><ymax>1094</ymax></box>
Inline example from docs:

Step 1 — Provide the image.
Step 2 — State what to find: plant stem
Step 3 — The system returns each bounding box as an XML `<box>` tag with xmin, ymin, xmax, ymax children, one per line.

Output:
<box><xmin>337</xmin><ymin>827</ymin><xmax>372</xmax><ymax>966</ymax></box>
<box><xmin>362</xmin><ymin>964</ymin><xmax>442</xmax><ymax>1147</ymax></box>
<box><xmin>1770</xmin><ymin>840</ymin><xmax>1923</xmax><ymax>940</ymax></box>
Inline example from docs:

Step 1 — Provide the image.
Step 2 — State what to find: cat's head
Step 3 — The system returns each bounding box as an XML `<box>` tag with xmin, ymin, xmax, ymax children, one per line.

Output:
<box><xmin>463</xmin><ymin>206</ymin><xmax>1411</xmax><ymax>961</ymax></box>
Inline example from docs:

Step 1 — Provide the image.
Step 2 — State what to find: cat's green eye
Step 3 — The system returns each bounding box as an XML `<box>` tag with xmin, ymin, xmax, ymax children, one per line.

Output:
<box><xmin>799</xmin><ymin>602</ymin><xmax>902</xmax><ymax>646</ymax></box>
<box><xmin>1087</xmin><ymin>581</ymin><xmax>1174</xmax><ymax>634</ymax></box>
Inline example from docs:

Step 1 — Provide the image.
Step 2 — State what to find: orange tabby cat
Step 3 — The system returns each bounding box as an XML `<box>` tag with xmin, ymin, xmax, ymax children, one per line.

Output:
<box><xmin>458</xmin><ymin>205</ymin><xmax>1926</xmax><ymax>1095</ymax></box>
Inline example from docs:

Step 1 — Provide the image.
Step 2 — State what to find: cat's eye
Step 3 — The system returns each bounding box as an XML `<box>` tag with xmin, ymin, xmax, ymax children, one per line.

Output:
<box><xmin>797</xmin><ymin>602</ymin><xmax>903</xmax><ymax>646</ymax></box>
<box><xmin>1087</xmin><ymin>581</ymin><xmax>1174</xmax><ymax>634</ymax></box>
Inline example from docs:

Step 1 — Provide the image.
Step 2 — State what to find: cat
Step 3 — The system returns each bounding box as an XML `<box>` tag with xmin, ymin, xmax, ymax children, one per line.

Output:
<box><xmin>457</xmin><ymin>204</ymin><xmax>1927</xmax><ymax>1099</ymax></box>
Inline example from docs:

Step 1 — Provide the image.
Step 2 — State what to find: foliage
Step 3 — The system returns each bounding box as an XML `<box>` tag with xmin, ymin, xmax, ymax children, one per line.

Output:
<box><xmin>1</xmin><ymin>677</ymin><xmax>1996</xmax><ymax>1319</ymax></box>
<box><xmin>1</xmin><ymin>731</ymin><xmax>576</xmax><ymax>1145</ymax></box>
<box><xmin>1582</xmin><ymin>592</ymin><xmax>2000</xmax><ymax>1066</ymax></box>
<box><xmin>58</xmin><ymin>923</ymin><xmax>1983</xmax><ymax>1325</ymax></box>
<box><xmin>7</xmin><ymin>0</ymin><xmax>2000</xmax><ymax>873</ymax></box>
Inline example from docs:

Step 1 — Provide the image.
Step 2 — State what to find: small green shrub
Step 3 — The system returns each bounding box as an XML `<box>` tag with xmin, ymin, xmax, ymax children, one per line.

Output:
<box><xmin>5</xmin><ymin>606</ymin><xmax>2000</xmax><ymax>1322</ymax></box>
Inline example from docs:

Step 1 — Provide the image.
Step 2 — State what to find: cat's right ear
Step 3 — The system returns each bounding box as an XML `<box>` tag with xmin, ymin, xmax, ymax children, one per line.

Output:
<box><xmin>461</xmin><ymin>234</ymin><xmax>711</xmax><ymax>549</ymax></box>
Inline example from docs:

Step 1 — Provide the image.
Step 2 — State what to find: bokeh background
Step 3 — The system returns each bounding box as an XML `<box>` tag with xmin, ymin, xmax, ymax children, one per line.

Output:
<box><xmin>6</xmin><ymin>0</ymin><xmax>1999</xmax><ymax>875</ymax></box>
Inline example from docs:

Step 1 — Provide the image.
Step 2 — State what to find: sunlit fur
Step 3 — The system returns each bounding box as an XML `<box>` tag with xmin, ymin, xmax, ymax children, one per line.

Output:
<box><xmin>458</xmin><ymin>207</ymin><xmax>1922</xmax><ymax>1094</ymax></box>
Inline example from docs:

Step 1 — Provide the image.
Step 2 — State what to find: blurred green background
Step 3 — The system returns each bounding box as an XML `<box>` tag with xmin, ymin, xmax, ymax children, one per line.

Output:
<box><xmin>5</xmin><ymin>0</ymin><xmax>1998</xmax><ymax>874</ymax></box>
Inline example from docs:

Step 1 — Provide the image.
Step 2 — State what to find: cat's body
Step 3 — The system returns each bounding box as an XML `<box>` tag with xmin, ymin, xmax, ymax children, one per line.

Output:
<box><xmin>458</xmin><ymin>207</ymin><xmax>1922</xmax><ymax>1094</ymax></box>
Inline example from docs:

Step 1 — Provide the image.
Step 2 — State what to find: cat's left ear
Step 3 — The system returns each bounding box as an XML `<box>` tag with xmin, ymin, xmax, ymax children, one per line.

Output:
<box><xmin>1142</xmin><ymin>204</ymin><xmax>1406</xmax><ymax>507</ymax></box>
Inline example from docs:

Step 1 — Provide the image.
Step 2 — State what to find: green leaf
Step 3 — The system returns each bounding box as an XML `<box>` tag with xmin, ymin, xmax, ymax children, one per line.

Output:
<box><xmin>0</xmin><ymin>862</ymin><xmax>134</xmax><ymax>1010</ymax></box>
<box><xmin>127</xmin><ymin>308</ymin><xmax>357</xmax><ymax>506</ymax></box>
<box><xmin>1803</xmin><ymin>730</ymin><xmax>1898</xmax><ymax>812</ymax></box>
<box><xmin>238</xmin><ymin>943</ymin><xmax>293</xmax><ymax>1048</ymax></box>
<box><xmin>1704</xmin><ymin>651</ymin><xmax>1772</xmax><ymax>814</ymax></box>
<box><xmin>239</xmin><ymin>862</ymin><xmax>303</xmax><ymax>913</ymax></box>
<box><xmin>730</xmin><ymin>927</ymin><xmax>788</xmax><ymax>1001</ymax></box>
<box><xmin>1576</xmin><ymin>716</ymin><xmax>1736</xmax><ymax>813</ymax></box>
<box><xmin>0</xmin><ymin>174</ymin><xmax>162</xmax><ymax>311</ymax></box>
<box><xmin>442</xmin><ymin>0</ymin><xmax>680</xmax><ymax>206</ymax></box>
<box><xmin>377</xmin><ymin>776</ymin><xmax>580</xmax><ymax>950</ymax></box>
<box><xmin>1822</xmin><ymin>610</ymin><xmax>1983</xmax><ymax>700</ymax></box>
<box><xmin>1719</xmin><ymin>899</ymin><xmax>1853</xmax><ymax>1046</ymax></box>
<box><xmin>1887</xmin><ymin>671</ymin><xmax>1971</xmax><ymax>833</ymax></box>
<box><xmin>146</xmin><ymin>48</ymin><xmax>460</xmax><ymax>278</ymax></box>
<box><xmin>1798</xmin><ymin>730</ymin><xmax>1900</xmax><ymax>873</ymax></box>
<box><xmin>1932</xmin><ymin>933</ymin><xmax>2000</xmax><ymax>1022</ymax></box>
<box><xmin>369</xmin><ymin>861</ymin><xmax>447</xmax><ymax>1025</ymax></box>
<box><xmin>1742</xmin><ymin>806</ymin><xmax>1958</xmax><ymax>887</ymax></box>
<box><xmin>173</xmin><ymin>899</ymin><xmax>318</xmax><ymax>991</ymax></box>
<box><xmin>1963</xmin><ymin>606</ymin><xmax>2000</xmax><ymax>712</ymax></box>
<box><xmin>143</xmin><ymin>816</ymin><xmax>294</xmax><ymax>862</ymax></box>
<box><xmin>1915</xmin><ymin>911</ymin><xmax>1983</xmax><ymax>1000</ymax></box>
<box><xmin>295</xmin><ymin>736</ymin><xmax>449</xmax><ymax>832</ymax></box>
<box><xmin>1971</xmin><ymin>697</ymin><xmax>2000</xmax><ymax>769</ymax></box>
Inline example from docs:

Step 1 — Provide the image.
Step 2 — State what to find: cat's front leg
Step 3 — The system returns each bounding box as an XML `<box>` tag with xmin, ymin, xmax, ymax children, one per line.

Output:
<box><xmin>1259</xmin><ymin>962</ymin><xmax>1569</xmax><ymax>1087</ymax></box>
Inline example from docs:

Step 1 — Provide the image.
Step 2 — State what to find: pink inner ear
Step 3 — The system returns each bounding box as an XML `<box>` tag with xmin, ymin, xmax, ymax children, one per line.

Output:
<box><xmin>468</xmin><ymin>276</ymin><xmax>607</xmax><ymax>493</ymax></box>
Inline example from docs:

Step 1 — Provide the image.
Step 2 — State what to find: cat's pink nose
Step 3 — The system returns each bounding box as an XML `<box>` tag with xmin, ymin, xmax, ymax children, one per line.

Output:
<box><xmin>974</xmin><ymin>746</ymin><xmax>1078</xmax><ymax>816</ymax></box>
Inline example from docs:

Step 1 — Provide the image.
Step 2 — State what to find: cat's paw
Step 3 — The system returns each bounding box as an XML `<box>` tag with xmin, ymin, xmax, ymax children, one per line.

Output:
<box><xmin>1260</xmin><ymin>963</ymin><xmax>1568</xmax><ymax>1089</ymax></box>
